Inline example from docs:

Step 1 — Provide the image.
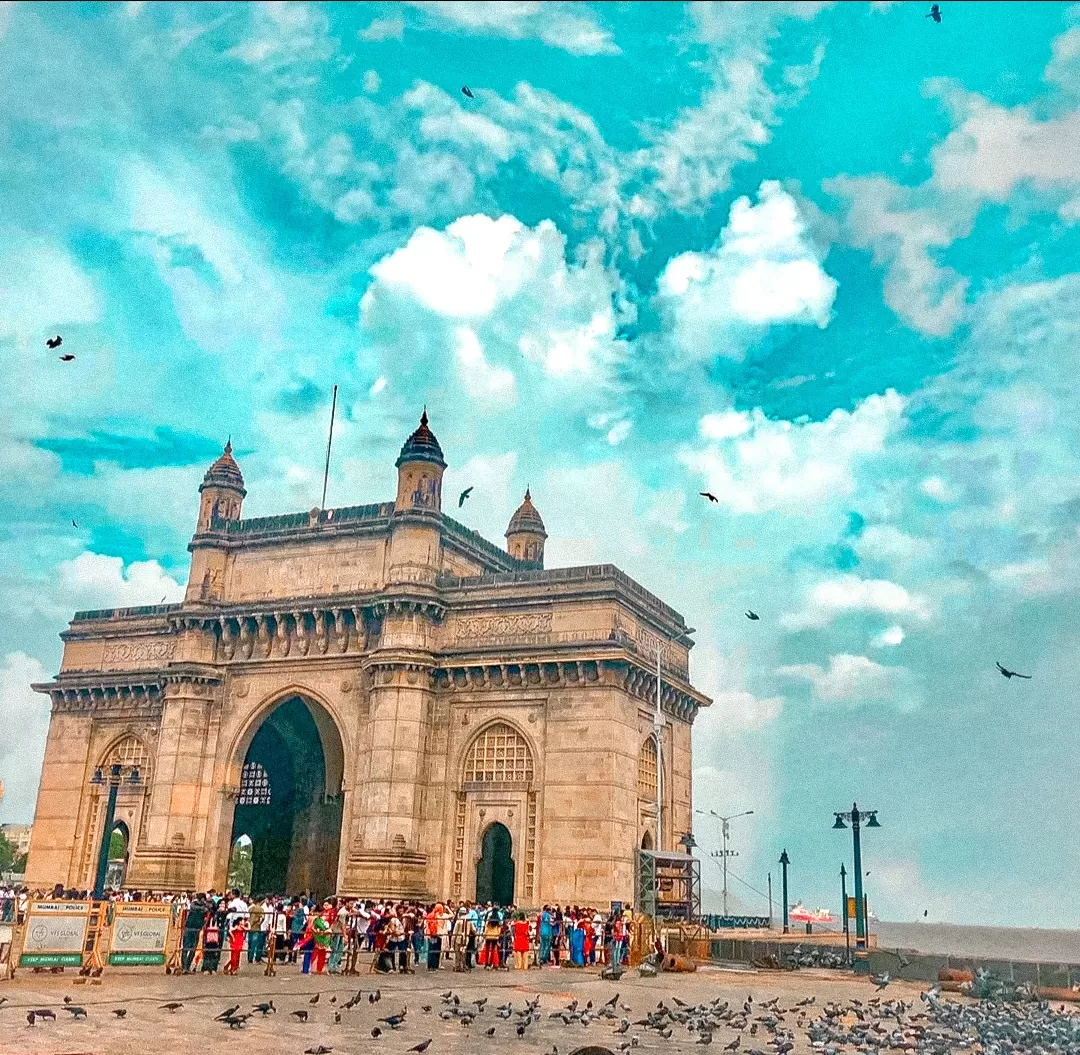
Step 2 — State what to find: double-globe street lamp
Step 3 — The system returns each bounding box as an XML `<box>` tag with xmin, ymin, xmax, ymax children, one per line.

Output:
<box><xmin>833</xmin><ymin>802</ymin><xmax>880</xmax><ymax>962</ymax></box>
<box><xmin>694</xmin><ymin>808</ymin><xmax>754</xmax><ymax>918</ymax></box>
<box><xmin>90</xmin><ymin>762</ymin><xmax>141</xmax><ymax>900</ymax></box>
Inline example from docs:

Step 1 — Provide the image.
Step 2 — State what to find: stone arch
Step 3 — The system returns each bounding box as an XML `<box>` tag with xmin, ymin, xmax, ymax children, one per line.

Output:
<box><xmin>228</xmin><ymin>684</ymin><xmax>346</xmax><ymax>798</ymax></box>
<box><xmin>640</xmin><ymin>830</ymin><xmax>654</xmax><ymax>851</ymax></box>
<box><xmin>460</xmin><ymin>720</ymin><xmax>536</xmax><ymax>786</ymax></box>
<box><xmin>98</xmin><ymin>732</ymin><xmax>153</xmax><ymax>782</ymax></box>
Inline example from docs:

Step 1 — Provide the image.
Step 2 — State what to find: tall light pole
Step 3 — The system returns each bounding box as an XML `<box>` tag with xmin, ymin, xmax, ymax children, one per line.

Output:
<box><xmin>90</xmin><ymin>762</ymin><xmax>141</xmax><ymax>899</ymax></box>
<box><xmin>833</xmin><ymin>803</ymin><xmax>880</xmax><ymax>962</ymax></box>
<box><xmin>840</xmin><ymin>863</ymin><xmax>850</xmax><ymax>961</ymax></box>
<box><xmin>695</xmin><ymin>808</ymin><xmax>754</xmax><ymax>917</ymax></box>
<box><xmin>655</xmin><ymin>644</ymin><xmax>664</xmax><ymax>850</ymax></box>
<box><xmin>779</xmin><ymin>850</ymin><xmax>790</xmax><ymax>934</ymax></box>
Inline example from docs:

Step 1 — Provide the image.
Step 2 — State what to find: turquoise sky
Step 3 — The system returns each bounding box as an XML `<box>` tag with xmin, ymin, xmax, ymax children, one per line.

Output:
<box><xmin>2</xmin><ymin>1</ymin><xmax>1079</xmax><ymax>926</ymax></box>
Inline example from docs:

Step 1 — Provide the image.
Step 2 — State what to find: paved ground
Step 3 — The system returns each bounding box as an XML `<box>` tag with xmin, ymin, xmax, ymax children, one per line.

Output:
<box><xmin>0</xmin><ymin>962</ymin><xmax>930</xmax><ymax>1055</ymax></box>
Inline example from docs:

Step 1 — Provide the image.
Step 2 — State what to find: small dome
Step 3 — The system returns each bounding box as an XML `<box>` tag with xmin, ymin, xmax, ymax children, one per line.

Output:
<box><xmin>506</xmin><ymin>488</ymin><xmax>547</xmax><ymax>539</ymax></box>
<box><xmin>395</xmin><ymin>408</ymin><xmax>446</xmax><ymax>469</ymax></box>
<box><xmin>200</xmin><ymin>440</ymin><xmax>246</xmax><ymax>494</ymax></box>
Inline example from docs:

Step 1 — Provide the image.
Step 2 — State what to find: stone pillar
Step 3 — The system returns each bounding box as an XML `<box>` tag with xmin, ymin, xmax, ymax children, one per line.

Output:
<box><xmin>142</xmin><ymin>675</ymin><xmax>220</xmax><ymax>890</ymax></box>
<box><xmin>23</xmin><ymin>699</ymin><xmax>94</xmax><ymax>889</ymax></box>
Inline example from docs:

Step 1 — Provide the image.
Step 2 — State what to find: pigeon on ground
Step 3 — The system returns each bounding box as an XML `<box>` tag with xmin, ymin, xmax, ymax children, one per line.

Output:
<box><xmin>60</xmin><ymin>353</ymin><xmax>76</xmax><ymax>361</ymax></box>
<box><xmin>64</xmin><ymin>1006</ymin><xmax>88</xmax><ymax>1019</ymax></box>
<box><xmin>253</xmin><ymin>1001</ymin><xmax>276</xmax><ymax>1015</ymax></box>
<box><xmin>112</xmin><ymin>1008</ymin><xmax>127</xmax><ymax>1018</ymax></box>
<box><xmin>215</xmin><ymin>1005</ymin><xmax>241</xmax><ymax>1021</ymax></box>
<box><xmin>160</xmin><ymin>1002</ymin><xmax>184</xmax><ymax>1012</ymax></box>
<box><xmin>291</xmin><ymin>1009</ymin><xmax>310</xmax><ymax>1022</ymax></box>
<box><xmin>408</xmin><ymin>1042</ymin><xmax>432</xmax><ymax>1053</ymax></box>
<box><xmin>310</xmin><ymin>993</ymin><xmax>321</xmax><ymax>1005</ymax></box>
<box><xmin>305</xmin><ymin>1047</ymin><xmax>333</xmax><ymax>1054</ymax></box>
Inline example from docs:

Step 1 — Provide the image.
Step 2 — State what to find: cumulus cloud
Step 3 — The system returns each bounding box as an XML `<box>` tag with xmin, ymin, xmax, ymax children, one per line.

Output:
<box><xmin>362</xmin><ymin>69</ymin><xmax>381</xmax><ymax>94</ymax></box>
<box><xmin>870</xmin><ymin>625</ymin><xmax>905</xmax><ymax>648</ymax></box>
<box><xmin>0</xmin><ymin>652</ymin><xmax>50</xmax><ymax>823</ymax></box>
<box><xmin>226</xmin><ymin>1</ymin><xmax>335</xmax><ymax>67</ymax></box>
<box><xmin>362</xmin><ymin>213</ymin><xmax>629</xmax><ymax>386</ymax></box>
<box><xmin>778</xmin><ymin>652</ymin><xmax>913</xmax><ymax>706</ymax></box>
<box><xmin>855</xmin><ymin>525</ymin><xmax>932</xmax><ymax>564</ymax></box>
<box><xmin>0</xmin><ymin>240</ymin><xmax>102</xmax><ymax>342</ymax></box>
<box><xmin>359</xmin><ymin>14</ymin><xmax>404</xmax><ymax>41</ymax></box>
<box><xmin>405</xmin><ymin>1</ymin><xmax>619</xmax><ymax>56</ymax></box>
<box><xmin>781</xmin><ymin>574</ymin><xmax>930</xmax><ymax>631</ymax></box>
<box><xmin>57</xmin><ymin>552</ymin><xmax>184</xmax><ymax>613</ymax></box>
<box><xmin>680</xmin><ymin>390</ymin><xmax>907</xmax><ymax>515</ymax></box>
<box><xmin>656</xmin><ymin>181</ymin><xmax>837</xmax><ymax>363</ymax></box>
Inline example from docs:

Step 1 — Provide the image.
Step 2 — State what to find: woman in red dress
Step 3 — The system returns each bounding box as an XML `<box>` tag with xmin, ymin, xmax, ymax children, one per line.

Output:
<box><xmin>511</xmin><ymin>912</ymin><xmax>531</xmax><ymax>970</ymax></box>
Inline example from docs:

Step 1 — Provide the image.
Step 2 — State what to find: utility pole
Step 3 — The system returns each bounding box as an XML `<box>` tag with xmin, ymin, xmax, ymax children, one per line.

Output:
<box><xmin>779</xmin><ymin>849</ymin><xmax>790</xmax><ymax>935</ymax></box>
<box><xmin>695</xmin><ymin>807</ymin><xmax>754</xmax><ymax>918</ymax></box>
<box><xmin>320</xmin><ymin>384</ymin><xmax>338</xmax><ymax>512</ymax></box>
<box><xmin>768</xmin><ymin>872</ymin><xmax>773</xmax><ymax>927</ymax></box>
<box><xmin>655</xmin><ymin>644</ymin><xmax>663</xmax><ymax>850</ymax></box>
<box><xmin>833</xmin><ymin>803</ymin><xmax>881</xmax><ymax>975</ymax></box>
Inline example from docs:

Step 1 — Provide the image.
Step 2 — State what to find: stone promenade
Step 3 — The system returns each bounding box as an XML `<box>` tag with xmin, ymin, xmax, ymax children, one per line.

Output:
<box><xmin>0</xmin><ymin>963</ymin><xmax>927</xmax><ymax>1055</ymax></box>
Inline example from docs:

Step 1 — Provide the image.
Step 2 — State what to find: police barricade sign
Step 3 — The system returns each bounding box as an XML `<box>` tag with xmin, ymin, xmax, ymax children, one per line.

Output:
<box><xmin>108</xmin><ymin>903</ymin><xmax>172</xmax><ymax>966</ymax></box>
<box><xmin>19</xmin><ymin>901</ymin><xmax>91</xmax><ymax>968</ymax></box>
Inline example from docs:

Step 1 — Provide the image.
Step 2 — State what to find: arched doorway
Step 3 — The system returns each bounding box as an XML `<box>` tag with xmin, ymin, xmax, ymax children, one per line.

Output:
<box><xmin>227</xmin><ymin>834</ymin><xmax>254</xmax><ymax>896</ymax></box>
<box><xmin>105</xmin><ymin>821</ymin><xmax>129</xmax><ymax>891</ymax></box>
<box><xmin>476</xmin><ymin>823</ymin><xmax>515</xmax><ymax>906</ymax></box>
<box><xmin>230</xmin><ymin>696</ymin><xmax>343</xmax><ymax>898</ymax></box>
<box><xmin>641</xmin><ymin>831</ymin><xmax>654</xmax><ymax>851</ymax></box>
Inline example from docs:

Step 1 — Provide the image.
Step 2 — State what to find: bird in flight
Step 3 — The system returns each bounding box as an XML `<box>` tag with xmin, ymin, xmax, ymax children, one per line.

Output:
<box><xmin>458</xmin><ymin>486</ymin><xmax>473</xmax><ymax>507</ymax></box>
<box><xmin>71</xmin><ymin>519</ymin><xmax>78</xmax><ymax>528</ymax></box>
<box><xmin>927</xmin><ymin>3</ymin><xmax>942</xmax><ymax>21</ymax></box>
<box><xmin>59</xmin><ymin>353</ymin><xmax>76</xmax><ymax>362</ymax></box>
<box><xmin>996</xmin><ymin>661</ymin><xmax>1031</xmax><ymax>680</ymax></box>
<box><xmin>745</xmin><ymin>610</ymin><xmax>760</xmax><ymax>621</ymax></box>
<box><xmin>46</xmin><ymin>335</ymin><xmax>62</xmax><ymax>349</ymax></box>
<box><xmin>700</xmin><ymin>491</ymin><xmax>718</xmax><ymax>503</ymax></box>
<box><xmin>461</xmin><ymin>85</ymin><xmax>474</xmax><ymax>99</ymax></box>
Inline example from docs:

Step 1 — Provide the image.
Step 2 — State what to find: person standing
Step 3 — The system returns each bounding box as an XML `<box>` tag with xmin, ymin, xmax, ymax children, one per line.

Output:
<box><xmin>481</xmin><ymin>907</ymin><xmax>501</xmax><ymax>969</ymax></box>
<box><xmin>512</xmin><ymin>912</ymin><xmax>530</xmax><ymax>970</ymax></box>
<box><xmin>247</xmin><ymin>897</ymin><xmax>264</xmax><ymax>963</ymax></box>
<box><xmin>538</xmin><ymin>905</ymin><xmax>553</xmax><ymax>966</ymax></box>
<box><xmin>224</xmin><ymin>914</ymin><xmax>247</xmax><ymax>975</ymax></box>
<box><xmin>180</xmin><ymin>893</ymin><xmax>208</xmax><ymax>973</ymax></box>
<box><xmin>385</xmin><ymin>909</ymin><xmax>408</xmax><ymax>974</ymax></box>
<box><xmin>328</xmin><ymin>905</ymin><xmax>347</xmax><ymax>974</ymax></box>
<box><xmin>611</xmin><ymin>912</ymin><xmax>627</xmax><ymax>969</ymax></box>
<box><xmin>310</xmin><ymin>905</ymin><xmax>332</xmax><ymax>974</ymax></box>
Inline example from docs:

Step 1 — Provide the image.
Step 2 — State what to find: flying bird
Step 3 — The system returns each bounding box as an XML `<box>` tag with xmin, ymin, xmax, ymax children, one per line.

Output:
<box><xmin>59</xmin><ymin>353</ymin><xmax>76</xmax><ymax>361</ymax></box>
<box><xmin>745</xmin><ymin>610</ymin><xmax>759</xmax><ymax>620</ymax></box>
<box><xmin>46</xmin><ymin>335</ymin><xmax>62</xmax><ymax>349</ymax></box>
<box><xmin>458</xmin><ymin>486</ymin><xmax>473</xmax><ymax>507</ymax></box>
<box><xmin>461</xmin><ymin>86</ymin><xmax>474</xmax><ymax>99</ymax></box>
<box><xmin>996</xmin><ymin>662</ymin><xmax>1031</xmax><ymax>680</ymax></box>
<box><xmin>926</xmin><ymin>3</ymin><xmax>942</xmax><ymax>22</ymax></box>
<box><xmin>700</xmin><ymin>491</ymin><xmax>718</xmax><ymax>503</ymax></box>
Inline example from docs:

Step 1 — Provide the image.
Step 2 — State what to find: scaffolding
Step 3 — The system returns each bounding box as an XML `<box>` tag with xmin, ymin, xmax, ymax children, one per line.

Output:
<box><xmin>636</xmin><ymin>849</ymin><xmax>701</xmax><ymax>922</ymax></box>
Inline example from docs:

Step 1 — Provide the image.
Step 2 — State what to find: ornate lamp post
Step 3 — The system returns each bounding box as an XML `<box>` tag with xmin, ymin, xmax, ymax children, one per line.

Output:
<box><xmin>90</xmin><ymin>763</ymin><xmax>141</xmax><ymax>899</ymax></box>
<box><xmin>833</xmin><ymin>803</ymin><xmax>880</xmax><ymax>971</ymax></box>
<box><xmin>778</xmin><ymin>849</ymin><xmax>790</xmax><ymax>934</ymax></box>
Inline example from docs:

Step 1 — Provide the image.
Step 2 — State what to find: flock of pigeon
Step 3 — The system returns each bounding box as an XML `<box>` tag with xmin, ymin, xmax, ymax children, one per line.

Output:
<box><xmin>8</xmin><ymin>977</ymin><xmax>1080</xmax><ymax>1054</ymax></box>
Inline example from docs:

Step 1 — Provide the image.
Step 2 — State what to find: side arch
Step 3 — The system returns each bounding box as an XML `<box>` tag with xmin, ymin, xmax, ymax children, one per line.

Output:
<box><xmin>459</xmin><ymin>719</ymin><xmax>537</xmax><ymax>787</ymax></box>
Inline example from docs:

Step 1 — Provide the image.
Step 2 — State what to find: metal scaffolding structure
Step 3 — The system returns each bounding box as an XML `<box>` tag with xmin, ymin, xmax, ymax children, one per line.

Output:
<box><xmin>636</xmin><ymin>849</ymin><xmax>701</xmax><ymax>921</ymax></box>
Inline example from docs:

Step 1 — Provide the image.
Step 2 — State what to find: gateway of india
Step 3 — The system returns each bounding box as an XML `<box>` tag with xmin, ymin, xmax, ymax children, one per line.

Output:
<box><xmin>26</xmin><ymin>413</ymin><xmax>710</xmax><ymax>907</ymax></box>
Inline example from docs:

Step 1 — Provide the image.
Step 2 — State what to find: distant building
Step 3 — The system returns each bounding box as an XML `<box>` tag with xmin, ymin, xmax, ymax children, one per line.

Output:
<box><xmin>1</xmin><ymin>824</ymin><xmax>31</xmax><ymax>858</ymax></box>
<box><xmin>26</xmin><ymin>414</ymin><xmax>709</xmax><ymax>905</ymax></box>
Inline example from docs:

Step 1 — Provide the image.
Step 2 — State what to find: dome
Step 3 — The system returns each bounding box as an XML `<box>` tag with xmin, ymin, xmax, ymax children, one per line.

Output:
<box><xmin>506</xmin><ymin>488</ymin><xmax>547</xmax><ymax>539</ymax></box>
<box><xmin>395</xmin><ymin>409</ymin><xmax>446</xmax><ymax>469</ymax></box>
<box><xmin>200</xmin><ymin>440</ymin><xmax>246</xmax><ymax>495</ymax></box>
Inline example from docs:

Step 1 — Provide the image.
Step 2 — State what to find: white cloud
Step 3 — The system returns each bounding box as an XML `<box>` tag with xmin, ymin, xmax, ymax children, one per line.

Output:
<box><xmin>825</xmin><ymin>174</ymin><xmax>970</xmax><ymax>337</ymax></box>
<box><xmin>0</xmin><ymin>2</ymin><xmax>13</xmax><ymax>41</ymax></box>
<box><xmin>657</xmin><ymin>181</ymin><xmax>837</xmax><ymax>362</ymax></box>
<box><xmin>0</xmin><ymin>652</ymin><xmax>49</xmax><ymax>823</ymax></box>
<box><xmin>0</xmin><ymin>240</ymin><xmax>102</xmax><ymax>341</ymax></box>
<box><xmin>707</xmin><ymin>688</ymin><xmax>783</xmax><ymax>732</ymax></box>
<box><xmin>919</xmin><ymin>476</ymin><xmax>952</xmax><ymax>502</ymax></box>
<box><xmin>362</xmin><ymin>69</ymin><xmax>381</xmax><ymax>94</ymax></box>
<box><xmin>856</xmin><ymin>524</ymin><xmax>932</xmax><ymax>563</ymax></box>
<box><xmin>681</xmin><ymin>390</ymin><xmax>907</xmax><ymax>515</ymax></box>
<box><xmin>226</xmin><ymin>1</ymin><xmax>335</xmax><ymax>67</ymax></box>
<box><xmin>778</xmin><ymin>653</ymin><xmax>912</xmax><ymax>706</ymax></box>
<box><xmin>870</xmin><ymin>624</ymin><xmax>905</xmax><ymax>648</ymax></box>
<box><xmin>369</xmin><ymin>376</ymin><xmax>388</xmax><ymax>396</ymax></box>
<box><xmin>452</xmin><ymin>326</ymin><xmax>517</xmax><ymax>400</ymax></box>
<box><xmin>57</xmin><ymin>553</ymin><xmax>184</xmax><ymax>612</ymax></box>
<box><xmin>781</xmin><ymin>574</ymin><xmax>930</xmax><ymax>631</ymax></box>
<box><xmin>363</xmin><ymin>213</ymin><xmax>627</xmax><ymax>382</ymax></box>
<box><xmin>606</xmin><ymin>419</ymin><xmax>632</xmax><ymax>445</ymax></box>
<box><xmin>406</xmin><ymin>1</ymin><xmax>619</xmax><ymax>56</ymax></box>
<box><xmin>359</xmin><ymin>14</ymin><xmax>404</xmax><ymax>41</ymax></box>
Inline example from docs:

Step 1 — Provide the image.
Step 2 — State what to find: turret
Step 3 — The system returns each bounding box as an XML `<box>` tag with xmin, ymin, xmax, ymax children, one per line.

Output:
<box><xmin>506</xmin><ymin>488</ymin><xmax>546</xmax><ymax>567</ymax></box>
<box><xmin>387</xmin><ymin>410</ymin><xmax>446</xmax><ymax>587</ymax></box>
<box><xmin>196</xmin><ymin>440</ymin><xmax>246</xmax><ymax>532</ymax></box>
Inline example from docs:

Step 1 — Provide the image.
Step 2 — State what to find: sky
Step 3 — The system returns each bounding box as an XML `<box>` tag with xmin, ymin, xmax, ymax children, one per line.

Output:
<box><xmin>1</xmin><ymin>0</ymin><xmax>1079</xmax><ymax>927</ymax></box>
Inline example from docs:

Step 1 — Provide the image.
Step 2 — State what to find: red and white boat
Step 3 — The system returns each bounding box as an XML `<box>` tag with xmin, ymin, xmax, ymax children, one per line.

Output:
<box><xmin>788</xmin><ymin>902</ymin><xmax>836</xmax><ymax>925</ymax></box>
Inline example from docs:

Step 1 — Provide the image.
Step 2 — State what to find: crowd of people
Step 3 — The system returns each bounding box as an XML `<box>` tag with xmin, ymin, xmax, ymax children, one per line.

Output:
<box><xmin>174</xmin><ymin>893</ymin><xmax>633</xmax><ymax>976</ymax></box>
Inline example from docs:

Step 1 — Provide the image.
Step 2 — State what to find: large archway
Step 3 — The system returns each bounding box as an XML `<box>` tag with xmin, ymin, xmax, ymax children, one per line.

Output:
<box><xmin>476</xmin><ymin>822</ymin><xmax>515</xmax><ymax>906</ymax></box>
<box><xmin>229</xmin><ymin>696</ymin><xmax>343</xmax><ymax>898</ymax></box>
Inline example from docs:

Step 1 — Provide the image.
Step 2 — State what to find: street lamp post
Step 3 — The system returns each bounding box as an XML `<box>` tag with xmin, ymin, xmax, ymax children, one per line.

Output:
<box><xmin>90</xmin><ymin>763</ymin><xmax>141</xmax><ymax>900</ymax></box>
<box><xmin>833</xmin><ymin>803</ymin><xmax>880</xmax><ymax>970</ymax></box>
<box><xmin>840</xmin><ymin>864</ymin><xmax>850</xmax><ymax>961</ymax></box>
<box><xmin>779</xmin><ymin>849</ymin><xmax>790</xmax><ymax>934</ymax></box>
<box><xmin>695</xmin><ymin>807</ymin><xmax>754</xmax><ymax>918</ymax></box>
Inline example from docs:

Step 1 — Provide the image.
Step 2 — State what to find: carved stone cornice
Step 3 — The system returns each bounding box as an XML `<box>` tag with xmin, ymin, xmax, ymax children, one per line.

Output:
<box><xmin>32</xmin><ymin>671</ymin><xmax>165</xmax><ymax>718</ymax></box>
<box><xmin>162</xmin><ymin>664</ymin><xmax>223</xmax><ymax>689</ymax></box>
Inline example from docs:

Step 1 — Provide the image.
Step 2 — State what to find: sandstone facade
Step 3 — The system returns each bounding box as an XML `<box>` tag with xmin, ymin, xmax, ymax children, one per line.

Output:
<box><xmin>25</xmin><ymin>414</ymin><xmax>709</xmax><ymax>907</ymax></box>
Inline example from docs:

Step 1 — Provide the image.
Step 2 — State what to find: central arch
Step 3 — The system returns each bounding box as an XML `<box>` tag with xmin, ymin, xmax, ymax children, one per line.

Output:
<box><xmin>229</xmin><ymin>695</ymin><xmax>344</xmax><ymax>898</ymax></box>
<box><xmin>476</xmin><ymin>822</ymin><xmax>515</xmax><ymax>906</ymax></box>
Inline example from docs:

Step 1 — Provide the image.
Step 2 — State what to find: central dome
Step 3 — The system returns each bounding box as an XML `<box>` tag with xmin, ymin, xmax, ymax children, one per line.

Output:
<box><xmin>395</xmin><ymin>409</ymin><xmax>446</xmax><ymax>469</ymax></box>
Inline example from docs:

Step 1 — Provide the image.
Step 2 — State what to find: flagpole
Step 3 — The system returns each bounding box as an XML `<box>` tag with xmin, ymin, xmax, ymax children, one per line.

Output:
<box><xmin>320</xmin><ymin>384</ymin><xmax>338</xmax><ymax>512</ymax></box>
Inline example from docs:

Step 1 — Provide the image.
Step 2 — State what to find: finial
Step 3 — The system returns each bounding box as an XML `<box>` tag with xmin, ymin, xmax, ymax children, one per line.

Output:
<box><xmin>420</xmin><ymin>406</ymin><xmax>428</xmax><ymax>427</ymax></box>
<box><xmin>524</xmin><ymin>486</ymin><xmax>531</xmax><ymax>502</ymax></box>
<box><xmin>224</xmin><ymin>436</ymin><xmax>232</xmax><ymax>455</ymax></box>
